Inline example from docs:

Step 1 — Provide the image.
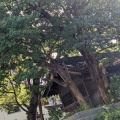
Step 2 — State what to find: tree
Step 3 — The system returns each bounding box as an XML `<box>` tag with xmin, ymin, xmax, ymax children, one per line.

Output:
<box><xmin>0</xmin><ymin>0</ymin><xmax>89</xmax><ymax>113</ymax></box>
<box><xmin>1</xmin><ymin>1</ymin><xmax>120</xmax><ymax>119</ymax></box>
<box><xmin>0</xmin><ymin>69</ymin><xmax>46</xmax><ymax>120</ymax></box>
<box><xmin>60</xmin><ymin>0</ymin><xmax>120</xmax><ymax>103</ymax></box>
<box><xmin>0</xmin><ymin>1</ymin><xmax>48</xmax><ymax>120</ymax></box>
<box><xmin>35</xmin><ymin>0</ymin><xmax>120</xmax><ymax>103</ymax></box>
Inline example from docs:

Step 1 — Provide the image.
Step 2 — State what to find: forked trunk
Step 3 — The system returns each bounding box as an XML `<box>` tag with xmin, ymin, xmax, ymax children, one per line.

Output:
<box><xmin>80</xmin><ymin>50</ymin><xmax>109</xmax><ymax>104</ymax></box>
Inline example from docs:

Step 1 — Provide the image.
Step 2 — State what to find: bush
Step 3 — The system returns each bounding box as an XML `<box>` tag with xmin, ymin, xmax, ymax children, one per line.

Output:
<box><xmin>95</xmin><ymin>107</ymin><xmax>120</xmax><ymax>120</ymax></box>
<box><xmin>109</xmin><ymin>75</ymin><xmax>120</xmax><ymax>101</ymax></box>
<box><xmin>48</xmin><ymin>108</ymin><xmax>63</xmax><ymax>120</ymax></box>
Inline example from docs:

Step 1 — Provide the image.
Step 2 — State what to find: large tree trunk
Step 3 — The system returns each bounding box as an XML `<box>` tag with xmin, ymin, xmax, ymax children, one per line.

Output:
<box><xmin>68</xmin><ymin>80</ymin><xmax>88</xmax><ymax>106</ymax></box>
<box><xmin>27</xmin><ymin>93</ymin><xmax>38</xmax><ymax>120</ymax></box>
<box><xmin>27</xmin><ymin>78</ymin><xmax>42</xmax><ymax>120</ymax></box>
<box><xmin>80</xmin><ymin>50</ymin><xmax>109</xmax><ymax>104</ymax></box>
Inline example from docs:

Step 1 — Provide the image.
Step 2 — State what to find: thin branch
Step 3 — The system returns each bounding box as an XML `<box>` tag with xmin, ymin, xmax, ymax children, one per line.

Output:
<box><xmin>8</xmin><ymin>78</ymin><xmax>28</xmax><ymax>113</ymax></box>
<box><xmin>41</xmin><ymin>9</ymin><xmax>52</xmax><ymax>20</ymax></box>
<box><xmin>50</xmin><ymin>74</ymin><xmax>68</xmax><ymax>87</ymax></box>
<box><xmin>28</xmin><ymin>3</ymin><xmax>52</xmax><ymax>20</ymax></box>
<box><xmin>41</xmin><ymin>43</ymin><xmax>47</xmax><ymax>56</ymax></box>
<box><xmin>27</xmin><ymin>78</ymin><xmax>31</xmax><ymax>86</ymax></box>
<box><xmin>47</xmin><ymin>42</ymin><xmax>57</xmax><ymax>58</ymax></box>
<box><xmin>23</xmin><ymin>102</ymin><xmax>29</xmax><ymax>109</ymax></box>
<box><xmin>1</xmin><ymin>47</ymin><xmax>11</xmax><ymax>57</ymax></box>
<box><xmin>2</xmin><ymin>91</ymin><xmax>14</xmax><ymax>94</ymax></box>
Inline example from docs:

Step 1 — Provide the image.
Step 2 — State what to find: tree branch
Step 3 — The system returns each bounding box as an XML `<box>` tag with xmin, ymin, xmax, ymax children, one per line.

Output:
<box><xmin>2</xmin><ymin>91</ymin><xmax>14</xmax><ymax>94</ymax></box>
<box><xmin>23</xmin><ymin>102</ymin><xmax>29</xmax><ymax>109</ymax></box>
<box><xmin>46</xmin><ymin>74</ymin><xmax>68</xmax><ymax>87</ymax></box>
<box><xmin>48</xmin><ymin>44</ymin><xmax>55</xmax><ymax>58</ymax></box>
<box><xmin>69</xmin><ymin>71</ymin><xmax>81</xmax><ymax>75</ymax></box>
<box><xmin>8</xmin><ymin>78</ymin><xmax>28</xmax><ymax>113</ymax></box>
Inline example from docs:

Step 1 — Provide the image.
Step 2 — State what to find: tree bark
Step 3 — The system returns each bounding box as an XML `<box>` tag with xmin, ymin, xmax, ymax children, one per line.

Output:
<box><xmin>38</xmin><ymin>93</ymin><xmax>44</xmax><ymax>120</ymax></box>
<box><xmin>80</xmin><ymin>50</ymin><xmax>109</xmax><ymax>104</ymax></box>
<box><xmin>27</xmin><ymin>93</ymin><xmax>38</xmax><ymax>120</ymax></box>
<box><xmin>68</xmin><ymin>80</ymin><xmax>88</xmax><ymax>106</ymax></box>
<box><xmin>27</xmin><ymin>78</ymin><xmax>40</xmax><ymax>120</ymax></box>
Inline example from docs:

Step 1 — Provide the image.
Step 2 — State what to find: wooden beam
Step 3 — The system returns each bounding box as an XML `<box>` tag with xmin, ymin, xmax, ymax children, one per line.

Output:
<box><xmin>69</xmin><ymin>71</ymin><xmax>81</xmax><ymax>75</ymax></box>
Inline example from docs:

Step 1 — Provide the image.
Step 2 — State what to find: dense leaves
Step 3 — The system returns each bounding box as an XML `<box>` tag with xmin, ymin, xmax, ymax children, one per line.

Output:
<box><xmin>0</xmin><ymin>0</ymin><xmax>120</xmax><ymax>119</ymax></box>
<box><xmin>109</xmin><ymin>75</ymin><xmax>120</xmax><ymax>100</ymax></box>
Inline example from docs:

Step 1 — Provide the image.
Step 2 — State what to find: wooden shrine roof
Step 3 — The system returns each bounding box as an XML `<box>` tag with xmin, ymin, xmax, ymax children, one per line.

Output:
<box><xmin>52</xmin><ymin>52</ymin><xmax>120</xmax><ymax>74</ymax></box>
<box><xmin>43</xmin><ymin>52</ymin><xmax>120</xmax><ymax>97</ymax></box>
